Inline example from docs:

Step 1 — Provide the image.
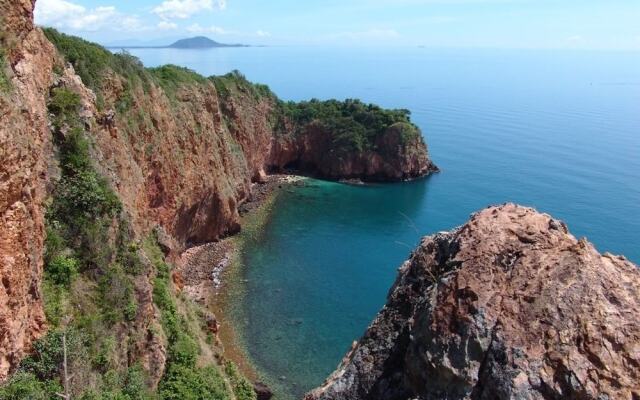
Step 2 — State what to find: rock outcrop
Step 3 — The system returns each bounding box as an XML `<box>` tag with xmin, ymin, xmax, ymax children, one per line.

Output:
<box><xmin>307</xmin><ymin>204</ymin><xmax>640</xmax><ymax>400</ymax></box>
<box><xmin>269</xmin><ymin>121</ymin><xmax>437</xmax><ymax>182</ymax></box>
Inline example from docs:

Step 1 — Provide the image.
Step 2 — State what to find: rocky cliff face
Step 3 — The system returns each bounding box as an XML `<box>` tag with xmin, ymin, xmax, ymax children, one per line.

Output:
<box><xmin>0</xmin><ymin>0</ymin><xmax>54</xmax><ymax>379</ymax></box>
<box><xmin>307</xmin><ymin>204</ymin><xmax>640</xmax><ymax>400</ymax></box>
<box><xmin>270</xmin><ymin>121</ymin><xmax>437</xmax><ymax>182</ymax></box>
<box><xmin>0</xmin><ymin>0</ymin><xmax>437</xmax><ymax>387</ymax></box>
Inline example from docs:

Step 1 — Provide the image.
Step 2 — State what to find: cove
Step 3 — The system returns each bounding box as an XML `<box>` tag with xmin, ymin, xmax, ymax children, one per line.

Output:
<box><xmin>228</xmin><ymin>178</ymin><xmax>436</xmax><ymax>398</ymax></box>
<box><xmin>128</xmin><ymin>46</ymin><xmax>640</xmax><ymax>398</ymax></box>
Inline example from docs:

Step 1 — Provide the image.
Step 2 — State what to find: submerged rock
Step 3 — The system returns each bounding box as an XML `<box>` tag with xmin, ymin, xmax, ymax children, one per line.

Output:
<box><xmin>306</xmin><ymin>203</ymin><xmax>640</xmax><ymax>400</ymax></box>
<box><xmin>253</xmin><ymin>381</ymin><xmax>274</xmax><ymax>400</ymax></box>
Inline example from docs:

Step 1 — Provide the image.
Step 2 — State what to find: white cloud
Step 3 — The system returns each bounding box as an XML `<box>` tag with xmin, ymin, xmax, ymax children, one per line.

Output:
<box><xmin>158</xmin><ymin>21</ymin><xmax>179</xmax><ymax>30</ymax></box>
<box><xmin>34</xmin><ymin>0</ymin><xmax>147</xmax><ymax>32</ymax></box>
<box><xmin>186</xmin><ymin>23</ymin><xmax>230</xmax><ymax>35</ymax></box>
<box><xmin>256</xmin><ymin>30</ymin><xmax>271</xmax><ymax>37</ymax></box>
<box><xmin>153</xmin><ymin>0</ymin><xmax>227</xmax><ymax>20</ymax></box>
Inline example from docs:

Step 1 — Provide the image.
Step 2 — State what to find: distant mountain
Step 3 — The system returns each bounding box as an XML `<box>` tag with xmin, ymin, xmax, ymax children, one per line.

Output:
<box><xmin>168</xmin><ymin>36</ymin><xmax>247</xmax><ymax>49</ymax></box>
<box><xmin>105</xmin><ymin>36</ymin><xmax>248</xmax><ymax>49</ymax></box>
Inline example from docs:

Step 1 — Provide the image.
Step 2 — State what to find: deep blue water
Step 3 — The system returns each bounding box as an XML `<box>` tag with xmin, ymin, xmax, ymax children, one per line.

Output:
<box><xmin>129</xmin><ymin>47</ymin><xmax>640</xmax><ymax>398</ymax></box>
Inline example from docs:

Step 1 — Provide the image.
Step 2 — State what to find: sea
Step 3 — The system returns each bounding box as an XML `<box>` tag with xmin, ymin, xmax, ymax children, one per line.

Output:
<box><xmin>127</xmin><ymin>46</ymin><xmax>640</xmax><ymax>399</ymax></box>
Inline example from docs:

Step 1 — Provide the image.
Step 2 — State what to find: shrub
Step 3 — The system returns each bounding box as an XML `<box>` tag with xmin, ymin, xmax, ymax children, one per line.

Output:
<box><xmin>41</xmin><ymin>280</ymin><xmax>68</xmax><ymax>327</ymax></box>
<box><xmin>44</xmin><ymin>28</ymin><xmax>111</xmax><ymax>92</ymax></box>
<box><xmin>122</xmin><ymin>365</ymin><xmax>153</xmax><ymax>400</ymax></box>
<box><xmin>99</xmin><ymin>263</ymin><xmax>136</xmax><ymax>324</ymax></box>
<box><xmin>0</xmin><ymin>49</ymin><xmax>11</xmax><ymax>93</ymax></box>
<box><xmin>44</xmin><ymin>28</ymin><xmax>151</xmax><ymax>110</ymax></box>
<box><xmin>168</xmin><ymin>334</ymin><xmax>199</xmax><ymax>367</ymax></box>
<box><xmin>53</xmin><ymin>130</ymin><xmax>121</xmax><ymax>221</ymax></box>
<box><xmin>225</xmin><ymin>362</ymin><xmax>257</xmax><ymax>400</ymax></box>
<box><xmin>48</xmin><ymin>87</ymin><xmax>81</xmax><ymax>131</ymax></box>
<box><xmin>159</xmin><ymin>365</ymin><xmax>230</xmax><ymax>400</ymax></box>
<box><xmin>46</xmin><ymin>254</ymin><xmax>79</xmax><ymax>286</ymax></box>
<box><xmin>211</xmin><ymin>70</ymin><xmax>274</xmax><ymax>101</ymax></box>
<box><xmin>149</xmin><ymin>64</ymin><xmax>206</xmax><ymax>97</ymax></box>
<box><xmin>0</xmin><ymin>372</ymin><xmax>61</xmax><ymax>400</ymax></box>
<box><xmin>20</xmin><ymin>330</ymin><xmax>83</xmax><ymax>381</ymax></box>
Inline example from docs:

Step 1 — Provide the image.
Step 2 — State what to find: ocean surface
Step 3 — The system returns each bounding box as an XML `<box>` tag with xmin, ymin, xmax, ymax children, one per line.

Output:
<box><xmin>128</xmin><ymin>46</ymin><xmax>640</xmax><ymax>398</ymax></box>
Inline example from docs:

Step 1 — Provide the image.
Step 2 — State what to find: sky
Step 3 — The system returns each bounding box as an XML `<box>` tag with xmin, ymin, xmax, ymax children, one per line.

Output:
<box><xmin>34</xmin><ymin>0</ymin><xmax>640</xmax><ymax>50</ymax></box>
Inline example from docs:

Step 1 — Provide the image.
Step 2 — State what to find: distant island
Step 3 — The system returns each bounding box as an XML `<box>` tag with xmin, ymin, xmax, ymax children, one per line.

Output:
<box><xmin>169</xmin><ymin>36</ymin><xmax>248</xmax><ymax>49</ymax></box>
<box><xmin>106</xmin><ymin>36</ymin><xmax>248</xmax><ymax>49</ymax></box>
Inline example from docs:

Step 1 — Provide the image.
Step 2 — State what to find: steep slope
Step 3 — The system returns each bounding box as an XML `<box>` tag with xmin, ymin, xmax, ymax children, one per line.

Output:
<box><xmin>0</xmin><ymin>0</ymin><xmax>437</xmax><ymax>397</ymax></box>
<box><xmin>306</xmin><ymin>204</ymin><xmax>640</xmax><ymax>400</ymax></box>
<box><xmin>0</xmin><ymin>0</ymin><xmax>55</xmax><ymax>379</ymax></box>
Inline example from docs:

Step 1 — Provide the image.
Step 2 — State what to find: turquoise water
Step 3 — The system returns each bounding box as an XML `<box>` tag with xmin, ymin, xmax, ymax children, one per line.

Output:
<box><xmin>129</xmin><ymin>47</ymin><xmax>640</xmax><ymax>398</ymax></box>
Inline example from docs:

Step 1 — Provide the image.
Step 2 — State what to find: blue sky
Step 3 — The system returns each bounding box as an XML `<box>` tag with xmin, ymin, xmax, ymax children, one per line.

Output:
<box><xmin>34</xmin><ymin>0</ymin><xmax>640</xmax><ymax>49</ymax></box>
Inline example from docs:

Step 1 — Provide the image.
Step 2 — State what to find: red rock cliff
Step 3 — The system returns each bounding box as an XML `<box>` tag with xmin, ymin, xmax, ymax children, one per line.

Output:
<box><xmin>0</xmin><ymin>0</ymin><xmax>54</xmax><ymax>379</ymax></box>
<box><xmin>307</xmin><ymin>204</ymin><xmax>640</xmax><ymax>400</ymax></box>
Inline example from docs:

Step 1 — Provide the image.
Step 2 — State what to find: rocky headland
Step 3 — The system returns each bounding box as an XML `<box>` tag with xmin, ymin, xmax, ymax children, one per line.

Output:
<box><xmin>306</xmin><ymin>204</ymin><xmax>640</xmax><ymax>400</ymax></box>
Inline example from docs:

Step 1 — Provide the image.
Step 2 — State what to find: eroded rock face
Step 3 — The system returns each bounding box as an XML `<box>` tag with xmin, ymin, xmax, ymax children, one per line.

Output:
<box><xmin>0</xmin><ymin>0</ymin><xmax>54</xmax><ymax>379</ymax></box>
<box><xmin>307</xmin><ymin>204</ymin><xmax>640</xmax><ymax>400</ymax></box>
<box><xmin>269</xmin><ymin>122</ymin><xmax>437</xmax><ymax>182</ymax></box>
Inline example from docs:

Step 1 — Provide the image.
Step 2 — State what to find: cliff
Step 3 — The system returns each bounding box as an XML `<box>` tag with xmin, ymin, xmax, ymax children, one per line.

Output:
<box><xmin>306</xmin><ymin>204</ymin><xmax>640</xmax><ymax>400</ymax></box>
<box><xmin>0</xmin><ymin>0</ymin><xmax>436</xmax><ymax>397</ymax></box>
<box><xmin>0</xmin><ymin>0</ymin><xmax>55</xmax><ymax>380</ymax></box>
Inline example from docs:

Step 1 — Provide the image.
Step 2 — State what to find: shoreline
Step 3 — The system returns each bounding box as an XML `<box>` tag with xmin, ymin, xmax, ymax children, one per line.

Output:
<box><xmin>177</xmin><ymin>174</ymin><xmax>307</xmax><ymax>390</ymax></box>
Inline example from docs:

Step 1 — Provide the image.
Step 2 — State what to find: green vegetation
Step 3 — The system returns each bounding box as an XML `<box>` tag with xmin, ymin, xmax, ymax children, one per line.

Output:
<box><xmin>43</xmin><ymin>28</ymin><xmax>112</xmax><ymax>91</ymax></box>
<box><xmin>144</xmin><ymin>235</ymin><xmax>256</xmax><ymax>400</ymax></box>
<box><xmin>44</xmin><ymin>28</ymin><xmax>151</xmax><ymax>110</ymax></box>
<box><xmin>0</xmin><ymin>372</ymin><xmax>62</xmax><ymax>400</ymax></box>
<box><xmin>225</xmin><ymin>362</ymin><xmax>257</xmax><ymax>400</ymax></box>
<box><xmin>0</xmin><ymin>49</ymin><xmax>11</xmax><ymax>93</ymax></box>
<box><xmin>211</xmin><ymin>70</ymin><xmax>273</xmax><ymax>101</ymax></box>
<box><xmin>1</xmin><ymin>26</ymin><xmax>418</xmax><ymax>400</ymax></box>
<box><xmin>1</xmin><ymin>80</ymin><xmax>253</xmax><ymax>399</ymax></box>
<box><xmin>393</xmin><ymin>121</ymin><xmax>422</xmax><ymax>145</ymax></box>
<box><xmin>148</xmin><ymin>65</ymin><xmax>207</xmax><ymax>94</ymax></box>
<box><xmin>42</xmin><ymin>29</ymin><xmax>414</xmax><ymax>159</ymax></box>
<box><xmin>280</xmin><ymin>98</ymin><xmax>417</xmax><ymax>152</ymax></box>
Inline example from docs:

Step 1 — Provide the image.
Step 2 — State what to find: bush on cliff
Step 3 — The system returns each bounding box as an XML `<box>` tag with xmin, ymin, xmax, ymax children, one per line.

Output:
<box><xmin>149</xmin><ymin>64</ymin><xmax>207</xmax><ymax>95</ymax></box>
<box><xmin>0</xmin><ymin>372</ymin><xmax>61</xmax><ymax>400</ymax></box>
<box><xmin>211</xmin><ymin>70</ymin><xmax>273</xmax><ymax>101</ymax></box>
<box><xmin>0</xmin><ymin>49</ymin><xmax>10</xmax><ymax>93</ymax></box>
<box><xmin>44</xmin><ymin>28</ymin><xmax>151</xmax><ymax>110</ymax></box>
<box><xmin>143</xmin><ymin>235</ymin><xmax>255</xmax><ymax>400</ymax></box>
